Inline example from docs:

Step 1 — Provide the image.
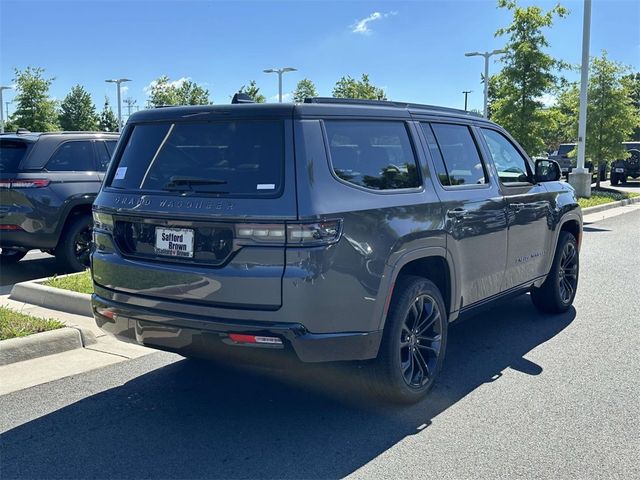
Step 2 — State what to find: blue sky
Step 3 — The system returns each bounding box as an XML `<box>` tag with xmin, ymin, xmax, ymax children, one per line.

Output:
<box><xmin>1</xmin><ymin>0</ymin><xmax>638</xmax><ymax>119</ymax></box>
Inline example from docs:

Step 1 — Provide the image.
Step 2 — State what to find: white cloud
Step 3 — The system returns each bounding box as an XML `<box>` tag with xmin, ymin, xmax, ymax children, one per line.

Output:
<box><xmin>120</xmin><ymin>85</ymin><xmax>129</xmax><ymax>95</ymax></box>
<box><xmin>144</xmin><ymin>76</ymin><xmax>190</xmax><ymax>94</ymax></box>
<box><xmin>537</xmin><ymin>93</ymin><xmax>557</xmax><ymax>107</ymax></box>
<box><xmin>269</xmin><ymin>92</ymin><xmax>292</xmax><ymax>102</ymax></box>
<box><xmin>351</xmin><ymin>11</ymin><xmax>397</xmax><ymax>35</ymax></box>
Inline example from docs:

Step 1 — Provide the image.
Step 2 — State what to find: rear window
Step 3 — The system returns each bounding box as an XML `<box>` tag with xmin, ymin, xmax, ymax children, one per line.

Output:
<box><xmin>108</xmin><ymin>121</ymin><xmax>284</xmax><ymax>197</ymax></box>
<box><xmin>0</xmin><ymin>140</ymin><xmax>29</xmax><ymax>172</ymax></box>
<box><xmin>324</xmin><ymin>120</ymin><xmax>421</xmax><ymax>190</ymax></box>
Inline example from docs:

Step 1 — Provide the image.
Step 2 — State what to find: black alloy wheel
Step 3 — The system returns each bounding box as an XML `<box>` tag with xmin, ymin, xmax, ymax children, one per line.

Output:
<box><xmin>400</xmin><ymin>294</ymin><xmax>443</xmax><ymax>388</ymax></box>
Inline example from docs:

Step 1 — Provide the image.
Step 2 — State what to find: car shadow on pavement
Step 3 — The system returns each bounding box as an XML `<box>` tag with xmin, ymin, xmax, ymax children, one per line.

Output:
<box><xmin>1</xmin><ymin>295</ymin><xmax>575</xmax><ymax>479</ymax></box>
<box><xmin>0</xmin><ymin>256</ymin><xmax>60</xmax><ymax>288</ymax></box>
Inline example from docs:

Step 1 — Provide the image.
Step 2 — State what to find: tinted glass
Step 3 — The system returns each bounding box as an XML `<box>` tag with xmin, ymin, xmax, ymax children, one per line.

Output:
<box><xmin>420</xmin><ymin>123</ymin><xmax>451</xmax><ymax>186</ymax></box>
<box><xmin>109</xmin><ymin>121</ymin><xmax>284</xmax><ymax>196</ymax></box>
<box><xmin>324</xmin><ymin>121</ymin><xmax>420</xmax><ymax>190</ymax></box>
<box><xmin>46</xmin><ymin>141</ymin><xmax>95</xmax><ymax>171</ymax></box>
<box><xmin>95</xmin><ymin>142</ymin><xmax>112</xmax><ymax>171</ymax></box>
<box><xmin>105</xmin><ymin>140</ymin><xmax>117</xmax><ymax>155</ymax></box>
<box><xmin>430</xmin><ymin>123</ymin><xmax>487</xmax><ymax>186</ymax></box>
<box><xmin>557</xmin><ymin>144</ymin><xmax>576</xmax><ymax>156</ymax></box>
<box><xmin>0</xmin><ymin>140</ymin><xmax>28</xmax><ymax>172</ymax></box>
<box><xmin>481</xmin><ymin>128</ymin><xmax>531</xmax><ymax>184</ymax></box>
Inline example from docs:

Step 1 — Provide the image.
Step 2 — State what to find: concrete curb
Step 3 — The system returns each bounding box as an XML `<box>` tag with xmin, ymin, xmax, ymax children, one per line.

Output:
<box><xmin>10</xmin><ymin>277</ymin><xmax>93</xmax><ymax>318</ymax></box>
<box><xmin>0</xmin><ymin>327</ymin><xmax>87</xmax><ymax>366</ymax></box>
<box><xmin>582</xmin><ymin>195</ymin><xmax>640</xmax><ymax>216</ymax></box>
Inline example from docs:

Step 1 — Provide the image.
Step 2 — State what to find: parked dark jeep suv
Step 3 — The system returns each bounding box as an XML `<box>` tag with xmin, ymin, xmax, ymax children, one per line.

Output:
<box><xmin>610</xmin><ymin>142</ymin><xmax>640</xmax><ymax>185</ymax></box>
<box><xmin>91</xmin><ymin>98</ymin><xmax>581</xmax><ymax>403</ymax></box>
<box><xmin>0</xmin><ymin>131</ymin><xmax>118</xmax><ymax>270</ymax></box>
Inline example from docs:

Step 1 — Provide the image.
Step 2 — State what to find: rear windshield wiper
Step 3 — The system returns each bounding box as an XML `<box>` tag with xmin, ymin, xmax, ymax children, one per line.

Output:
<box><xmin>162</xmin><ymin>176</ymin><xmax>229</xmax><ymax>193</ymax></box>
<box><xmin>164</xmin><ymin>176</ymin><xmax>228</xmax><ymax>187</ymax></box>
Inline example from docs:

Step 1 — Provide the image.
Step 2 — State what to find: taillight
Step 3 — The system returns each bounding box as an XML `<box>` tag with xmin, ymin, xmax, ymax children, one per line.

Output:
<box><xmin>235</xmin><ymin>223</ymin><xmax>286</xmax><ymax>243</ymax></box>
<box><xmin>92</xmin><ymin>211</ymin><xmax>114</xmax><ymax>232</ymax></box>
<box><xmin>287</xmin><ymin>219</ymin><xmax>342</xmax><ymax>246</ymax></box>
<box><xmin>228</xmin><ymin>333</ymin><xmax>283</xmax><ymax>345</ymax></box>
<box><xmin>0</xmin><ymin>179</ymin><xmax>50</xmax><ymax>188</ymax></box>
<box><xmin>234</xmin><ymin>219</ymin><xmax>343</xmax><ymax>247</ymax></box>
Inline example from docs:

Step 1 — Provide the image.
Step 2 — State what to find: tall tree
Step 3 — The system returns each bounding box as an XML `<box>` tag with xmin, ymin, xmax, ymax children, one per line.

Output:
<box><xmin>293</xmin><ymin>78</ymin><xmax>318</xmax><ymax>103</ymax></box>
<box><xmin>583</xmin><ymin>53</ymin><xmax>638</xmax><ymax>188</ymax></box>
<box><xmin>238</xmin><ymin>80</ymin><xmax>266</xmax><ymax>103</ymax></box>
<box><xmin>59</xmin><ymin>84</ymin><xmax>98</xmax><ymax>131</ymax></box>
<box><xmin>11</xmin><ymin>66</ymin><xmax>59</xmax><ymax>131</ymax></box>
<box><xmin>622</xmin><ymin>72</ymin><xmax>640</xmax><ymax>141</ymax></box>
<box><xmin>148</xmin><ymin>76</ymin><xmax>210</xmax><ymax>107</ymax></box>
<box><xmin>332</xmin><ymin>74</ymin><xmax>386</xmax><ymax>100</ymax></box>
<box><xmin>490</xmin><ymin>0</ymin><xmax>568</xmax><ymax>155</ymax></box>
<box><xmin>539</xmin><ymin>83</ymin><xmax>580</xmax><ymax>153</ymax></box>
<box><xmin>99</xmin><ymin>97</ymin><xmax>119</xmax><ymax>132</ymax></box>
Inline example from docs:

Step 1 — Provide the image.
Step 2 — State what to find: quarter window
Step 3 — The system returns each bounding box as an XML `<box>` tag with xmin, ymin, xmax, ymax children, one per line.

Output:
<box><xmin>46</xmin><ymin>141</ymin><xmax>95</xmax><ymax>171</ymax></box>
<box><xmin>481</xmin><ymin>128</ymin><xmax>531</xmax><ymax>184</ymax></box>
<box><xmin>324</xmin><ymin>121</ymin><xmax>420</xmax><ymax>190</ymax></box>
<box><xmin>426</xmin><ymin>123</ymin><xmax>487</xmax><ymax>186</ymax></box>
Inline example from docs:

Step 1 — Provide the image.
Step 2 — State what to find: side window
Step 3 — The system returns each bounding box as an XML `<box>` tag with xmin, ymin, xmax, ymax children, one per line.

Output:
<box><xmin>480</xmin><ymin>128</ymin><xmax>531</xmax><ymax>184</ymax></box>
<box><xmin>324</xmin><ymin>121</ymin><xmax>421</xmax><ymax>190</ymax></box>
<box><xmin>95</xmin><ymin>142</ymin><xmax>112</xmax><ymax>171</ymax></box>
<box><xmin>46</xmin><ymin>141</ymin><xmax>95</xmax><ymax>171</ymax></box>
<box><xmin>105</xmin><ymin>140</ymin><xmax>117</xmax><ymax>156</ymax></box>
<box><xmin>428</xmin><ymin>123</ymin><xmax>488</xmax><ymax>186</ymax></box>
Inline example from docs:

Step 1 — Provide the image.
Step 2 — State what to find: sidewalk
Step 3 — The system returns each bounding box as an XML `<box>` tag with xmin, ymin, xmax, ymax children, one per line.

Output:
<box><xmin>0</xmin><ymin>294</ymin><xmax>153</xmax><ymax>395</ymax></box>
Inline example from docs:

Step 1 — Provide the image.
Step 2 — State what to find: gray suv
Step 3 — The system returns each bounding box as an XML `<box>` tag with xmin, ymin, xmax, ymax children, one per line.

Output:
<box><xmin>0</xmin><ymin>131</ymin><xmax>118</xmax><ymax>270</ymax></box>
<box><xmin>91</xmin><ymin>98</ymin><xmax>582</xmax><ymax>403</ymax></box>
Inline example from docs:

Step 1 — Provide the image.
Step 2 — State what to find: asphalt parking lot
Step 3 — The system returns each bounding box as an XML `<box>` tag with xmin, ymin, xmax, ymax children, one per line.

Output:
<box><xmin>1</xmin><ymin>206</ymin><xmax>638</xmax><ymax>479</ymax></box>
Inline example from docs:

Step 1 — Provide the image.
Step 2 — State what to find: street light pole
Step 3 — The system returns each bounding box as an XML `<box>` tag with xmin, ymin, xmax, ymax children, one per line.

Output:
<box><xmin>0</xmin><ymin>85</ymin><xmax>13</xmax><ymax>134</ymax></box>
<box><xmin>568</xmin><ymin>0</ymin><xmax>592</xmax><ymax>198</ymax></box>
<box><xmin>263</xmin><ymin>67</ymin><xmax>297</xmax><ymax>102</ymax></box>
<box><xmin>462</xmin><ymin>90</ymin><xmax>472</xmax><ymax>111</ymax></box>
<box><xmin>105</xmin><ymin>78</ymin><xmax>131</xmax><ymax>131</ymax></box>
<box><xmin>464</xmin><ymin>49</ymin><xmax>506</xmax><ymax>118</ymax></box>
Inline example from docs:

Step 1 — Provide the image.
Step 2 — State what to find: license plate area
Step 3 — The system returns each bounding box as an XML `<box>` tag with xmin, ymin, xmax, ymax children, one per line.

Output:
<box><xmin>155</xmin><ymin>227</ymin><xmax>195</xmax><ymax>258</ymax></box>
<box><xmin>615</xmin><ymin>168</ymin><xmax>624</xmax><ymax>173</ymax></box>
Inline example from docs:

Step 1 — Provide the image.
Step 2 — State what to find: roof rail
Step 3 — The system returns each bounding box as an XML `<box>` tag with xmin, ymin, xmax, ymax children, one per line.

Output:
<box><xmin>39</xmin><ymin>131</ymin><xmax>119</xmax><ymax>135</ymax></box>
<box><xmin>303</xmin><ymin>97</ymin><xmax>483</xmax><ymax>117</ymax></box>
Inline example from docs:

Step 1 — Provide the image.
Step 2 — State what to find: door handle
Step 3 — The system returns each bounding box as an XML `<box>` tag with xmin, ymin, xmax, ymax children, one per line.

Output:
<box><xmin>447</xmin><ymin>208</ymin><xmax>468</xmax><ymax>218</ymax></box>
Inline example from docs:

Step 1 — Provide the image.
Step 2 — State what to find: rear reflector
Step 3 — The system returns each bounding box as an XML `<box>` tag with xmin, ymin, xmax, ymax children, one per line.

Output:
<box><xmin>0</xmin><ymin>224</ymin><xmax>24</xmax><ymax>231</ymax></box>
<box><xmin>228</xmin><ymin>333</ymin><xmax>283</xmax><ymax>345</ymax></box>
<box><xmin>96</xmin><ymin>307</ymin><xmax>116</xmax><ymax>320</ymax></box>
<box><xmin>0</xmin><ymin>179</ymin><xmax>50</xmax><ymax>188</ymax></box>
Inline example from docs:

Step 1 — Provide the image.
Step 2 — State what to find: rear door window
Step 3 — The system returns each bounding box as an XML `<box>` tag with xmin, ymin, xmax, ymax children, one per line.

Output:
<box><xmin>0</xmin><ymin>140</ymin><xmax>29</xmax><ymax>172</ymax></box>
<box><xmin>46</xmin><ymin>141</ymin><xmax>96</xmax><ymax>171</ymax></box>
<box><xmin>108</xmin><ymin>121</ymin><xmax>284</xmax><ymax>197</ymax></box>
<box><xmin>105</xmin><ymin>140</ymin><xmax>117</xmax><ymax>156</ymax></box>
<box><xmin>324</xmin><ymin>120</ymin><xmax>421</xmax><ymax>190</ymax></box>
<box><xmin>426</xmin><ymin>123</ymin><xmax>488</xmax><ymax>186</ymax></box>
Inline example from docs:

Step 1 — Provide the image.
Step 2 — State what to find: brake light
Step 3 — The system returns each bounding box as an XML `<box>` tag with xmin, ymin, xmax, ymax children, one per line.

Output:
<box><xmin>0</xmin><ymin>179</ymin><xmax>50</xmax><ymax>188</ymax></box>
<box><xmin>234</xmin><ymin>220</ymin><xmax>343</xmax><ymax>246</ymax></box>
<box><xmin>287</xmin><ymin>220</ymin><xmax>342</xmax><ymax>246</ymax></box>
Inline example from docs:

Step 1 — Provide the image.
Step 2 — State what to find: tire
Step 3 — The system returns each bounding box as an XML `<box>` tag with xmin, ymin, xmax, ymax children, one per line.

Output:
<box><xmin>0</xmin><ymin>248</ymin><xmax>27</xmax><ymax>265</ymax></box>
<box><xmin>611</xmin><ymin>173</ymin><xmax>619</xmax><ymax>186</ymax></box>
<box><xmin>531</xmin><ymin>231</ymin><xmax>579</xmax><ymax>314</ymax></box>
<box><xmin>363</xmin><ymin>275</ymin><xmax>448</xmax><ymax>404</ymax></box>
<box><xmin>622</xmin><ymin>175</ymin><xmax>628</xmax><ymax>185</ymax></box>
<box><xmin>55</xmin><ymin>215</ymin><xmax>93</xmax><ymax>272</ymax></box>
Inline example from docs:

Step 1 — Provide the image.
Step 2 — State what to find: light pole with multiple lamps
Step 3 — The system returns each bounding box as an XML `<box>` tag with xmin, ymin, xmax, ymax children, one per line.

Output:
<box><xmin>0</xmin><ymin>85</ymin><xmax>13</xmax><ymax>133</ymax></box>
<box><xmin>263</xmin><ymin>67</ymin><xmax>297</xmax><ymax>103</ymax></box>
<box><xmin>464</xmin><ymin>49</ymin><xmax>506</xmax><ymax>118</ymax></box>
<box><xmin>105</xmin><ymin>78</ymin><xmax>131</xmax><ymax>131</ymax></box>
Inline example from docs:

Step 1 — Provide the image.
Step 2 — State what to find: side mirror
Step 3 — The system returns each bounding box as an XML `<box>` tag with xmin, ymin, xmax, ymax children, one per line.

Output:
<box><xmin>534</xmin><ymin>158</ymin><xmax>561</xmax><ymax>182</ymax></box>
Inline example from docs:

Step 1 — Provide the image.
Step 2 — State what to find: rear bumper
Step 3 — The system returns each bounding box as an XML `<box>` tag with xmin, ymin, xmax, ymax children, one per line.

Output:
<box><xmin>92</xmin><ymin>294</ymin><xmax>382</xmax><ymax>363</ymax></box>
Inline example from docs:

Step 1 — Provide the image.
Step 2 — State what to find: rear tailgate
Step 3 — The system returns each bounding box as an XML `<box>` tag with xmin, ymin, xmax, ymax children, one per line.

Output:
<box><xmin>92</xmin><ymin>115</ymin><xmax>297</xmax><ymax>310</ymax></box>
